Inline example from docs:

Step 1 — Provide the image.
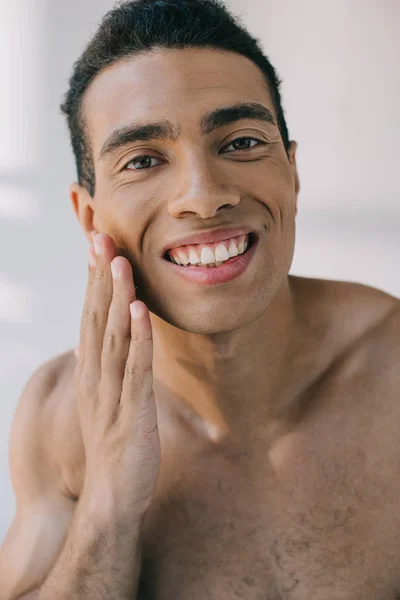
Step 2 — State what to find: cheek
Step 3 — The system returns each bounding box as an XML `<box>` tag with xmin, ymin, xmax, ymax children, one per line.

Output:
<box><xmin>248</xmin><ymin>160</ymin><xmax>296</xmax><ymax>222</ymax></box>
<box><xmin>100</xmin><ymin>187</ymin><xmax>157</xmax><ymax>241</ymax></box>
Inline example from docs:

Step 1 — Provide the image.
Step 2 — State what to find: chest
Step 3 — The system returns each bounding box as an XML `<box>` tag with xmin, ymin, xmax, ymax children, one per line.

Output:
<box><xmin>137</xmin><ymin>417</ymin><xmax>400</xmax><ymax>600</ymax></box>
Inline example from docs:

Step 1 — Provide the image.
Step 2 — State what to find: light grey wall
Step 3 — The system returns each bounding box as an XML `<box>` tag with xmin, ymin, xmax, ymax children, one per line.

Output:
<box><xmin>0</xmin><ymin>0</ymin><xmax>399</xmax><ymax>542</ymax></box>
<box><xmin>230</xmin><ymin>0</ymin><xmax>400</xmax><ymax>290</ymax></box>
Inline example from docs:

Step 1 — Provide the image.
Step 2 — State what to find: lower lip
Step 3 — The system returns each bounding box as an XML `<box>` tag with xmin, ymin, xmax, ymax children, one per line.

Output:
<box><xmin>163</xmin><ymin>241</ymin><xmax>257</xmax><ymax>286</ymax></box>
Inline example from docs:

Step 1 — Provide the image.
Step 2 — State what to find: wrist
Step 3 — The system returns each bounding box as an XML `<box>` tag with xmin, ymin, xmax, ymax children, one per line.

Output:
<box><xmin>79</xmin><ymin>478</ymin><xmax>147</xmax><ymax>531</ymax></box>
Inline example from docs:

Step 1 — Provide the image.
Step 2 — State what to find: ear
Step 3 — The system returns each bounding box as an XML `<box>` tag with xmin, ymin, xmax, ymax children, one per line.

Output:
<box><xmin>287</xmin><ymin>141</ymin><xmax>300</xmax><ymax>215</ymax></box>
<box><xmin>70</xmin><ymin>182</ymin><xmax>98</xmax><ymax>244</ymax></box>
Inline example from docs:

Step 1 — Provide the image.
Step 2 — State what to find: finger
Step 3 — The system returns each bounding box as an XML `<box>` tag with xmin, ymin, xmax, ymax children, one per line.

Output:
<box><xmin>77</xmin><ymin>245</ymin><xmax>96</xmax><ymax>356</ymax></box>
<box><xmin>100</xmin><ymin>256</ymin><xmax>137</xmax><ymax>415</ymax></box>
<box><xmin>120</xmin><ymin>301</ymin><xmax>155</xmax><ymax>425</ymax></box>
<box><xmin>80</xmin><ymin>233</ymin><xmax>117</xmax><ymax>382</ymax></box>
<box><xmin>75</xmin><ymin>244</ymin><xmax>97</xmax><ymax>388</ymax></box>
<box><xmin>76</xmin><ymin>231</ymin><xmax>103</xmax><ymax>355</ymax></box>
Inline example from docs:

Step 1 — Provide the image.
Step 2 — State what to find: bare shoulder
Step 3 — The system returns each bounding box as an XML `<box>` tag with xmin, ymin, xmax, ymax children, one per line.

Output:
<box><xmin>362</xmin><ymin>296</ymin><xmax>400</xmax><ymax>371</ymax></box>
<box><xmin>13</xmin><ymin>348</ymin><xmax>76</xmax><ymax>437</ymax></box>
<box><xmin>321</xmin><ymin>278</ymin><xmax>400</xmax><ymax>347</ymax></box>
<box><xmin>25</xmin><ymin>347</ymin><xmax>79</xmax><ymax>423</ymax></box>
<box><xmin>291</xmin><ymin>275</ymin><xmax>400</xmax><ymax>345</ymax></box>
<box><xmin>296</xmin><ymin>276</ymin><xmax>400</xmax><ymax>393</ymax></box>
<box><xmin>13</xmin><ymin>348</ymin><xmax>84</xmax><ymax>498</ymax></box>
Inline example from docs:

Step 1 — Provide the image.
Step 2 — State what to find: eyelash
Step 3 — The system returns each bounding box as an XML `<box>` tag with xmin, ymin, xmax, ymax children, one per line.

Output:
<box><xmin>122</xmin><ymin>137</ymin><xmax>268</xmax><ymax>172</ymax></box>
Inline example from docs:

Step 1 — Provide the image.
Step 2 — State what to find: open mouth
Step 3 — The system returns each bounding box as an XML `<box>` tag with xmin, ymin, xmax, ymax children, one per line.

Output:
<box><xmin>163</xmin><ymin>232</ymin><xmax>256</xmax><ymax>268</ymax></box>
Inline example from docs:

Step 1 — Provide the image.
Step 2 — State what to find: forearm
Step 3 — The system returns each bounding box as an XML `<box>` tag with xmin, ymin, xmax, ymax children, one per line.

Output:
<box><xmin>38</xmin><ymin>489</ymin><xmax>143</xmax><ymax>600</ymax></box>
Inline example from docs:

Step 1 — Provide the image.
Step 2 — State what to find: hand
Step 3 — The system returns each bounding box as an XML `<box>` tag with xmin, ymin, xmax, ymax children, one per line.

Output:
<box><xmin>75</xmin><ymin>232</ymin><xmax>160</xmax><ymax>518</ymax></box>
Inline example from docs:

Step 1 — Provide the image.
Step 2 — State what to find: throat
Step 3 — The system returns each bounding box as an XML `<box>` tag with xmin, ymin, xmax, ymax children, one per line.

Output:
<box><xmin>150</xmin><ymin>276</ymin><xmax>304</xmax><ymax>444</ymax></box>
<box><xmin>152</xmin><ymin>351</ymin><xmax>280</xmax><ymax>447</ymax></box>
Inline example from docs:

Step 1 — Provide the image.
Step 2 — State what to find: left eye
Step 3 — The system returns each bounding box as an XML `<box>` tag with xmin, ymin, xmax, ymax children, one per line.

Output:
<box><xmin>125</xmin><ymin>155</ymin><xmax>163</xmax><ymax>170</ymax></box>
<box><xmin>223</xmin><ymin>137</ymin><xmax>265</xmax><ymax>152</ymax></box>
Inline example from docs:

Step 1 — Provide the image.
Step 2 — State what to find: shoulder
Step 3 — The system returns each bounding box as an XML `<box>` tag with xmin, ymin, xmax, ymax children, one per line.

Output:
<box><xmin>17</xmin><ymin>348</ymin><xmax>79</xmax><ymax>443</ymax></box>
<box><xmin>10</xmin><ymin>348</ymin><xmax>83</xmax><ymax>498</ymax></box>
<box><xmin>291</xmin><ymin>275</ymin><xmax>400</xmax><ymax>346</ymax></box>
<box><xmin>320</xmin><ymin>278</ymin><xmax>400</xmax><ymax>349</ymax></box>
<box><xmin>12</xmin><ymin>348</ymin><xmax>76</xmax><ymax>437</ymax></box>
<box><xmin>301</xmin><ymin>277</ymin><xmax>400</xmax><ymax>393</ymax></box>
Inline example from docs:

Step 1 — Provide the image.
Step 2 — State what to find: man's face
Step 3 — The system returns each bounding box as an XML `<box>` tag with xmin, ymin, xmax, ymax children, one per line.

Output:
<box><xmin>78</xmin><ymin>48</ymin><xmax>299</xmax><ymax>334</ymax></box>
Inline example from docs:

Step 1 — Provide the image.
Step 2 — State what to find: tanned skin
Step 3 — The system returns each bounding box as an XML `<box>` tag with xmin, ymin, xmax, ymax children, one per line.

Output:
<box><xmin>0</xmin><ymin>48</ymin><xmax>400</xmax><ymax>600</ymax></box>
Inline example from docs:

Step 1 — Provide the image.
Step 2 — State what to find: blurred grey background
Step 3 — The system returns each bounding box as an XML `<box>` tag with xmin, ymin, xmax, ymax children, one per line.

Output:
<box><xmin>0</xmin><ymin>0</ymin><xmax>399</xmax><ymax>542</ymax></box>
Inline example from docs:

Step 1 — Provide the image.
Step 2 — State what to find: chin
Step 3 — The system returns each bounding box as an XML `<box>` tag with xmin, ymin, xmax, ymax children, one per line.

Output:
<box><xmin>138</xmin><ymin>246</ymin><xmax>293</xmax><ymax>335</ymax></box>
<box><xmin>175</xmin><ymin>307</ymin><xmax>267</xmax><ymax>335</ymax></box>
<box><xmin>147</xmin><ymin>282</ymin><xmax>277</xmax><ymax>335</ymax></box>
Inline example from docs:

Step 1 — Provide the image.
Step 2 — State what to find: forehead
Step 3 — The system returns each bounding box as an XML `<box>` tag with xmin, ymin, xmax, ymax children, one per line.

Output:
<box><xmin>83</xmin><ymin>47</ymin><xmax>275</xmax><ymax>158</ymax></box>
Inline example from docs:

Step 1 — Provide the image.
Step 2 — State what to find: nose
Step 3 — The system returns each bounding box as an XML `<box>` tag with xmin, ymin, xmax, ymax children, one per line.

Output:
<box><xmin>167</xmin><ymin>158</ymin><xmax>241</xmax><ymax>219</ymax></box>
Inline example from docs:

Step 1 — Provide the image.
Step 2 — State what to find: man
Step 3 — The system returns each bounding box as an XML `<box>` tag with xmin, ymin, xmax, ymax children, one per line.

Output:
<box><xmin>0</xmin><ymin>0</ymin><xmax>399</xmax><ymax>598</ymax></box>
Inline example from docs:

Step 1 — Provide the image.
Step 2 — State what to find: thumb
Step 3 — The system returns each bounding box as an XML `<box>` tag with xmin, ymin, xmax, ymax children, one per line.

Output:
<box><xmin>74</xmin><ymin>347</ymin><xmax>79</xmax><ymax>358</ymax></box>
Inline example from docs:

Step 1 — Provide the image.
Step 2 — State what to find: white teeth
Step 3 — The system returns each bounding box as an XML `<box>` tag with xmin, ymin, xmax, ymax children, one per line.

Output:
<box><xmin>215</xmin><ymin>244</ymin><xmax>230</xmax><ymax>262</ymax></box>
<box><xmin>200</xmin><ymin>247</ymin><xmax>216</xmax><ymax>264</ymax></box>
<box><xmin>228</xmin><ymin>241</ymin><xmax>239</xmax><ymax>257</ymax></box>
<box><xmin>168</xmin><ymin>235</ymin><xmax>251</xmax><ymax>267</ymax></box>
<box><xmin>189</xmin><ymin>248</ymin><xmax>200</xmax><ymax>265</ymax></box>
<box><xmin>177</xmin><ymin>250</ymin><xmax>190</xmax><ymax>265</ymax></box>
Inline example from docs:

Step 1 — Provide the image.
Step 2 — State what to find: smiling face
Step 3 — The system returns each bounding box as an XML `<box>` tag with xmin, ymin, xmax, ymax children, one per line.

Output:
<box><xmin>73</xmin><ymin>47</ymin><xmax>299</xmax><ymax>334</ymax></box>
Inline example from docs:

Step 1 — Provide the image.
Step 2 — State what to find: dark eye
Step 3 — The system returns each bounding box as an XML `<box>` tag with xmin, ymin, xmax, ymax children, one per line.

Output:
<box><xmin>223</xmin><ymin>137</ymin><xmax>266</xmax><ymax>153</ymax></box>
<box><xmin>125</xmin><ymin>155</ymin><xmax>163</xmax><ymax>170</ymax></box>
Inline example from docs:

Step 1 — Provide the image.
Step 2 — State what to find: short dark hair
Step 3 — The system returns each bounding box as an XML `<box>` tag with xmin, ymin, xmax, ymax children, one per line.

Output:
<box><xmin>60</xmin><ymin>0</ymin><xmax>290</xmax><ymax>196</ymax></box>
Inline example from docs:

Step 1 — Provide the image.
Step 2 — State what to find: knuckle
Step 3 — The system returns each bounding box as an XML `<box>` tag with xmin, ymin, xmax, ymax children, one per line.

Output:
<box><xmin>143</xmin><ymin>330</ymin><xmax>153</xmax><ymax>343</ymax></box>
<box><xmin>136</xmin><ymin>406</ymin><xmax>157</xmax><ymax>430</ymax></box>
<box><xmin>130</xmin><ymin>330</ymin><xmax>140</xmax><ymax>344</ymax></box>
<box><xmin>94</xmin><ymin>265</ymin><xmax>107</xmax><ymax>282</ymax></box>
<box><xmin>103</xmin><ymin>326</ymin><xmax>131</xmax><ymax>355</ymax></box>
<box><xmin>83</xmin><ymin>305</ymin><xmax>101</xmax><ymax>330</ymax></box>
<box><xmin>102</xmin><ymin>328</ymin><xmax>118</xmax><ymax>354</ymax></box>
<box><xmin>141</xmin><ymin>422</ymin><xmax>159</xmax><ymax>440</ymax></box>
<box><xmin>124</xmin><ymin>360</ymin><xmax>141</xmax><ymax>382</ymax></box>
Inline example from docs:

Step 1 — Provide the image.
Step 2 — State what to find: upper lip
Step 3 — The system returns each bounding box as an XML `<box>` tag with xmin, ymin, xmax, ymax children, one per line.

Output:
<box><xmin>162</xmin><ymin>226</ymin><xmax>257</xmax><ymax>254</ymax></box>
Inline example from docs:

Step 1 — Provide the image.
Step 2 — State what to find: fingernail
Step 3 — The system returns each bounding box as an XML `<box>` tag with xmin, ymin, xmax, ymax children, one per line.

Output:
<box><xmin>94</xmin><ymin>234</ymin><xmax>102</xmax><ymax>256</ymax></box>
<box><xmin>111</xmin><ymin>260</ymin><xmax>120</xmax><ymax>278</ymax></box>
<box><xmin>130</xmin><ymin>302</ymin><xmax>142</xmax><ymax>319</ymax></box>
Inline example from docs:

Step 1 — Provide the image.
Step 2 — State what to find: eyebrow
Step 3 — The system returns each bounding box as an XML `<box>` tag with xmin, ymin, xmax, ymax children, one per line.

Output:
<box><xmin>98</xmin><ymin>102</ymin><xmax>276</xmax><ymax>162</ymax></box>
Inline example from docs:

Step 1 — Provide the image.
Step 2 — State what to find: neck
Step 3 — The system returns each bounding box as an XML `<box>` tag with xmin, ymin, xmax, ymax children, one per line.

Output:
<box><xmin>151</xmin><ymin>276</ymin><xmax>307</xmax><ymax>444</ymax></box>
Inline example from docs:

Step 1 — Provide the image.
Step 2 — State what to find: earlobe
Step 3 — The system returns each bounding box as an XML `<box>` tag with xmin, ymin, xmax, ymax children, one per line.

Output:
<box><xmin>288</xmin><ymin>141</ymin><xmax>300</xmax><ymax>197</ymax></box>
<box><xmin>287</xmin><ymin>140</ymin><xmax>297</xmax><ymax>167</ymax></box>
<box><xmin>69</xmin><ymin>182</ymin><xmax>98</xmax><ymax>243</ymax></box>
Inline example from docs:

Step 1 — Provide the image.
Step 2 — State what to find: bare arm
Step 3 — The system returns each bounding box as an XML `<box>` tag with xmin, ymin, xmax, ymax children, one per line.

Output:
<box><xmin>0</xmin><ymin>362</ymin><xmax>75</xmax><ymax>600</ymax></box>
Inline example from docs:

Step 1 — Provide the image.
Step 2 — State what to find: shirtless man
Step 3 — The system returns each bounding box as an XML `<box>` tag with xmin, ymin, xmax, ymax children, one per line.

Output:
<box><xmin>1</xmin><ymin>0</ymin><xmax>400</xmax><ymax>598</ymax></box>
